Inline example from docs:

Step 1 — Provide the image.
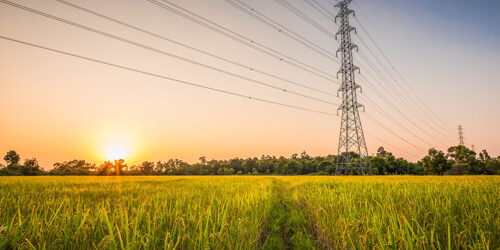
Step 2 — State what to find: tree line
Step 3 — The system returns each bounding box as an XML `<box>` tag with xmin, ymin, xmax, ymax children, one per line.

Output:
<box><xmin>1</xmin><ymin>145</ymin><xmax>499</xmax><ymax>176</ymax></box>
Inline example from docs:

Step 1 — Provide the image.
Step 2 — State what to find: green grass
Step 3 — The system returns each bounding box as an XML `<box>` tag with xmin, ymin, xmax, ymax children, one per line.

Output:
<box><xmin>0</xmin><ymin>176</ymin><xmax>498</xmax><ymax>249</ymax></box>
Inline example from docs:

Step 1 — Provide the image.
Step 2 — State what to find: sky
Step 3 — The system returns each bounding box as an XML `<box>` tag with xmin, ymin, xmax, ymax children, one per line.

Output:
<box><xmin>0</xmin><ymin>0</ymin><xmax>499</xmax><ymax>168</ymax></box>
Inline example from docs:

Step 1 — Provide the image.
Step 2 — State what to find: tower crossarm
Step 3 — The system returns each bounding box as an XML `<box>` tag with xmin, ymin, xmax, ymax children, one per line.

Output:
<box><xmin>335</xmin><ymin>9</ymin><xmax>354</xmax><ymax>22</ymax></box>
<box><xmin>336</xmin><ymin>83</ymin><xmax>361</xmax><ymax>96</ymax></box>
<box><xmin>335</xmin><ymin>25</ymin><xmax>357</xmax><ymax>40</ymax></box>
<box><xmin>336</xmin><ymin>42</ymin><xmax>358</xmax><ymax>57</ymax></box>
<box><xmin>337</xmin><ymin>65</ymin><xmax>360</xmax><ymax>78</ymax></box>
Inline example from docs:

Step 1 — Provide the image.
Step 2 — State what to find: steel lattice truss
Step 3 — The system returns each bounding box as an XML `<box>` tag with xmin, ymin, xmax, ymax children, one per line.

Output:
<box><xmin>334</xmin><ymin>0</ymin><xmax>371</xmax><ymax>175</ymax></box>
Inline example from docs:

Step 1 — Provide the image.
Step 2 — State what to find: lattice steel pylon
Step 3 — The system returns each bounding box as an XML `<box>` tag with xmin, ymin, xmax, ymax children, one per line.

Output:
<box><xmin>458</xmin><ymin>125</ymin><xmax>465</xmax><ymax>146</ymax></box>
<box><xmin>334</xmin><ymin>0</ymin><xmax>371</xmax><ymax>175</ymax></box>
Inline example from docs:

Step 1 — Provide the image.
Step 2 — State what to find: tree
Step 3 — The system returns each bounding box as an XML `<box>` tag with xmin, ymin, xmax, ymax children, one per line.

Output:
<box><xmin>4</xmin><ymin>150</ymin><xmax>20</xmax><ymax>166</ymax></box>
<box><xmin>140</xmin><ymin>161</ymin><xmax>155</xmax><ymax>175</ymax></box>
<box><xmin>243</xmin><ymin>158</ymin><xmax>258</xmax><ymax>174</ymax></box>
<box><xmin>447</xmin><ymin>145</ymin><xmax>478</xmax><ymax>174</ymax></box>
<box><xmin>156</xmin><ymin>161</ymin><xmax>167</xmax><ymax>173</ymax></box>
<box><xmin>422</xmin><ymin>148</ymin><xmax>451</xmax><ymax>175</ymax></box>
<box><xmin>223</xmin><ymin>168</ymin><xmax>234</xmax><ymax>175</ymax></box>
<box><xmin>449</xmin><ymin>163</ymin><xmax>471</xmax><ymax>175</ymax></box>
<box><xmin>369</xmin><ymin>156</ymin><xmax>387</xmax><ymax>175</ymax></box>
<box><xmin>114</xmin><ymin>159</ymin><xmax>128</xmax><ymax>175</ymax></box>
<box><xmin>484</xmin><ymin>158</ymin><xmax>500</xmax><ymax>175</ymax></box>
<box><xmin>300</xmin><ymin>151</ymin><xmax>311</xmax><ymax>160</ymax></box>
<box><xmin>21</xmin><ymin>158</ymin><xmax>42</xmax><ymax>176</ymax></box>
<box><xmin>317</xmin><ymin>160</ymin><xmax>335</xmax><ymax>175</ymax></box>
<box><xmin>96</xmin><ymin>161</ymin><xmax>113</xmax><ymax>175</ymax></box>
<box><xmin>51</xmin><ymin>160</ymin><xmax>95</xmax><ymax>175</ymax></box>
<box><xmin>376</xmin><ymin>147</ymin><xmax>393</xmax><ymax>157</ymax></box>
<box><xmin>479</xmin><ymin>150</ymin><xmax>491</xmax><ymax>162</ymax></box>
<box><xmin>447</xmin><ymin>145</ymin><xmax>476</xmax><ymax>164</ymax></box>
<box><xmin>283</xmin><ymin>160</ymin><xmax>301</xmax><ymax>175</ymax></box>
<box><xmin>199</xmin><ymin>156</ymin><xmax>207</xmax><ymax>165</ymax></box>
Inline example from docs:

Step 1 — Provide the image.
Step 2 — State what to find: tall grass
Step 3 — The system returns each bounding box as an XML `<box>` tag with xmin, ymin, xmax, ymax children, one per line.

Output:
<box><xmin>0</xmin><ymin>176</ymin><xmax>498</xmax><ymax>249</ymax></box>
<box><xmin>291</xmin><ymin>176</ymin><xmax>500</xmax><ymax>249</ymax></box>
<box><xmin>0</xmin><ymin>176</ymin><xmax>273</xmax><ymax>249</ymax></box>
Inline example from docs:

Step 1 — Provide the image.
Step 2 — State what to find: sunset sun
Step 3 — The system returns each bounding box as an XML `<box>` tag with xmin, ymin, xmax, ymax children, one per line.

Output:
<box><xmin>105</xmin><ymin>144</ymin><xmax>127</xmax><ymax>161</ymax></box>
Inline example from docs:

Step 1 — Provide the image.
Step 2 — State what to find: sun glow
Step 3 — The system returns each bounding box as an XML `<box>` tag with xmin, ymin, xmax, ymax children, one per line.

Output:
<box><xmin>106</xmin><ymin>144</ymin><xmax>127</xmax><ymax>160</ymax></box>
<box><xmin>95</xmin><ymin>130</ymin><xmax>140</xmax><ymax>163</ymax></box>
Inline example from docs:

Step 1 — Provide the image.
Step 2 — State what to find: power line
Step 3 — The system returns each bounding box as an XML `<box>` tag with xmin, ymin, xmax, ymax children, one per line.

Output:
<box><xmin>1</xmin><ymin>35</ymin><xmax>426</xmax><ymax>159</ymax></box>
<box><xmin>1</xmin><ymin>1</ymin><xmax>446</xmax><ymax>161</ymax></box>
<box><xmin>358</xmin><ymin>36</ymin><xmax>448</xmax><ymax>135</ymax></box>
<box><xmin>148</xmin><ymin>0</ymin><xmax>339</xmax><ymax>83</ymax></box>
<box><xmin>353</xmin><ymin>40</ymin><xmax>455</xmax><ymax>143</ymax></box>
<box><xmin>324</xmin><ymin>0</ymin><xmax>454</xmax><ymax>144</ymax></box>
<box><xmin>55</xmin><ymin>0</ymin><xmax>336</xmax><ymax>97</ymax></box>
<box><xmin>0</xmin><ymin>0</ymin><xmax>338</xmax><ymax>106</ymax></box>
<box><xmin>274</xmin><ymin>0</ymin><xmax>334</xmax><ymax>39</ymax></box>
<box><xmin>356</xmin><ymin>19</ymin><xmax>452</xmax><ymax>131</ymax></box>
<box><xmin>224</xmin><ymin>0</ymin><xmax>339</xmax><ymax>63</ymax></box>
<box><xmin>322</xmin><ymin>0</ymin><xmax>450</xmax><ymax>149</ymax></box>
<box><xmin>0</xmin><ymin>35</ymin><xmax>337</xmax><ymax>116</ymax></box>
<box><xmin>363</xmin><ymin>112</ymin><xmax>426</xmax><ymax>151</ymax></box>
<box><xmin>353</xmin><ymin>53</ymin><xmax>442</xmax><ymax>141</ymax></box>
<box><xmin>315</xmin><ymin>0</ymin><xmax>337</xmax><ymax>18</ymax></box>
<box><xmin>355</xmin><ymin>35</ymin><xmax>451</xmax><ymax>138</ymax></box>
<box><xmin>364</xmin><ymin>130</ymin><xmax>420</xmax><ymax>159</ymax></box>
<box><xmin>351</xmin><ymin>7</ymin><xmax>452</xmax><ymax>131</ymax></box>
<box><xmin>302</xmin><ymin>0</ymin><xmax>335</xmax><ymax>21</ymax></box>
<box><xmin>149</xmin><ymin>0</ymin><xmax>444</xmax><ymax>156</ymax></box>
<box><xmin>358</xmin><ymin>72</ymin><xmax>453</xmax><ymax>147</ymax></box>
<box><xmin>359</xmin><ymin>95</ymin><xmax>438</xmax><ymax>148</ymax></box>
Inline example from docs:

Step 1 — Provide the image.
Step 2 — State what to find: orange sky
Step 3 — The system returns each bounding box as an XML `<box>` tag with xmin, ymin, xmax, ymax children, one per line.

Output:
<box><xmin>1</xmin><ymin>0</ymin><xmax>499</xmax><ymax>168</ymax></box>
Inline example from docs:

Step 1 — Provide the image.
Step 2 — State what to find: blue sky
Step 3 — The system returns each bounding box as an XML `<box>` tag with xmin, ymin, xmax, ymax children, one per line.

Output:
<box><xmin>362</xmin><ymin>0</ymin><xmax>500</xmax><ymax>48</ymax></box>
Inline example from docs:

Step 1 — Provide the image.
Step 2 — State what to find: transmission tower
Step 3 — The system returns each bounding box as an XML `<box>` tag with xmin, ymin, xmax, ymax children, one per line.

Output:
<box><xmin>334</xmin><ymin>0</ymin><xmax>370</xmax><ymax>175</ymax></box>
<box><xmin>458</xmin><ymin>125</ymin><xmax>465</xmax><ymax>146</ymax></box>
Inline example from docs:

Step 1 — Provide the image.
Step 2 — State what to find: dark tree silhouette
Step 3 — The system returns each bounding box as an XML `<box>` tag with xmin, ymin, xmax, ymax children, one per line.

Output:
<box><xmin>4</xmin><ymin>150</ymin><xmax>20</xmax><ymax>166</ymax></box>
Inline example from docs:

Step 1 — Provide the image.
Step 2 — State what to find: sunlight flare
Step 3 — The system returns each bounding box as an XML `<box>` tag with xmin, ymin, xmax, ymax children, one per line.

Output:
<box><xmin>105</xmin><ymin>144</ymin><xmax>127</xmax><ymax>160</ymax></box>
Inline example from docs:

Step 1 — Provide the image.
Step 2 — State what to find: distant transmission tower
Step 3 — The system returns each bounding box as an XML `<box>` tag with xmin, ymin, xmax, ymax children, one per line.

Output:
<box><xmin>334</xmin><ymin>0</ymin><xmax>370</xmax><ymax>175</ymax></box>
<box><xmin>458</xmin><ymin>125</ymin><xmax>465</xmax><ymax>146</ymax></box>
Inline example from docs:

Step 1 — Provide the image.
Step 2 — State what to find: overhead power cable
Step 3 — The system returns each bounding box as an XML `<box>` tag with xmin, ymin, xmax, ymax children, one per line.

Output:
<box><xmin>0</xmin><ymin>0</ymin><xmax>338</xmax><ymax>106</ymax></box>
<box><xmin>359</xmin><ymin>95</ymin><xmax>433</xmax><ymax>146</ymax></box>
<box><xmin>350</xmin><ymin>31</ymin><xmax>455</xmax><ymax>141</ymax></box>
<box><xmin>364</xmin><ymin>130</ymin><xmax>420</xmax><ymax>158</ymax></box>
<box><xmin>310</xmin><ymin>0</ymin><xmax>336</xmax><ymax>19</ymax></box>
<box><xmin>362</xmin><ymin>112</ymin><xmax>426</xmax><ymax>151</ymax></box>
<box><xmin>351</xmin><ymin>6</ymin><xmax>452</xmax><ymax>131</ymax></box>
<box><xmin>0</xmin><ymin>35</ymin><xmax>337</xmax><ymax>116</ymax></box>
<box><xmin>355</xmin><ymin>48</ymin><xmax>455</xmax><ymax>143</ymax></box>
<box><xmin>302</xmin><ymin>0</ymin><xmax>335</xmax><ymax>21</ymax></box>
<box><xmin>224</xmin><ymin>0</ymin><xmax>339</xmax><ymax>63</ymax></box>
<box><xmin>355</xmin><ymin>35</ymin><xmax>446</xmax><ymax>136</ymax></box>
<box><xmin>358</xmin><ymin>71</ymin><xmax>453</xmax><ymax>146</ymax></box>
<box><xmin>148</xmin><ymin>0</ymin><xmax>340</xmax><ymax>84</ymax></box>
<box><xmin>55</xmin><ymin>0</ymin><xmax>336</xmax><ymax>97</ymax></box>
<box><xmin>355</xmin><ymin>18</ymin><xmax>452</xmax><ymax>131</ymax></box>
<box><xmin>274</xmin><ymin>0</ymin><xmax>334</xmax><ymax>38</ymax></box>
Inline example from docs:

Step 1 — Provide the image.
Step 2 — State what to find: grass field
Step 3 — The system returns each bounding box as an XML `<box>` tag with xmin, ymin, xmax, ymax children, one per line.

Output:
<box><xmin>0</xmin><ymin>176</ymin><xmax>498</xmax><ymax>249</ymax></box>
